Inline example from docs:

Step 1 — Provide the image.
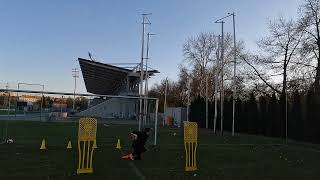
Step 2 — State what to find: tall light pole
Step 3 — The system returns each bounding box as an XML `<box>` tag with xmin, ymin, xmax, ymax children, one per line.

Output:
<box><xmin>215</xmin><ymin>12</ymin><xmax>237</xmax><ymax>136</ymax></box>
<box><xmin>139</xmin><ymin>13</ymin><xmax>151</xmax><ymax>130</ymax></box>
<box><xmin>230</xmin><ymin>12</ymin><xmax>237</xmax><ymax>137</ymax></box>
<box><xmin>214</xmin><ymin>35</ymin><xmax>221</xmax><ymax>134</ymax></box>
<box><xmin>215</xmin><ymin>20</ymin><xmax>225</xmax><ymax>135</ymax></box>
<box><xmin>144</xmin><ymin>32</ymin><xmax>155</xmax><ymax>126</ymax></box>
<box><xmin>72</xmin><ymin>68</ymin><xmax>79</xmax><ymax>111</ymax></box>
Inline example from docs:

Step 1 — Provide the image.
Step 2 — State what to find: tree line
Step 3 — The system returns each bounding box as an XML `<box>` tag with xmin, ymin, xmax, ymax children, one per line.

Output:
<box><xmin>190</xmin><ymin>89</ymin><xmax>320</xmax><ymax>143</ymax></box>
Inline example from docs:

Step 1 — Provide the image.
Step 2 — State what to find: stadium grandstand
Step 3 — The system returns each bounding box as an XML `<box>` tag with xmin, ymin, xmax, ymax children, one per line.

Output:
<box><xmin>76</xmin><ymin>58</ymin><xmax>159</xmax><ymax>120</ymax></box>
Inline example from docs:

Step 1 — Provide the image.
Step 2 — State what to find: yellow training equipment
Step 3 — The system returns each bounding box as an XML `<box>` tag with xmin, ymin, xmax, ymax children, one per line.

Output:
<box><xmin>184</xmin><ymin>121</ymin><xmax>198</xmax><ymax>171</ymax></box>
<box><xmin>67</xmin><ymin>140</ymin><xmax>72</xmax><ymax>149</ymax></box>
<box><xmin>116</xmin><ymin>139</ymin><xmax>121</xmax><ymax>149</ymax></box>
<box><xmin>40</xmin><ymin>139</ymin><xmax>46</xmax><ymax>150</ymax></box>
<box><xmin>77</xmin><ymin>118</ymin><xmax>97</xmax><ymax>174</ymax></box>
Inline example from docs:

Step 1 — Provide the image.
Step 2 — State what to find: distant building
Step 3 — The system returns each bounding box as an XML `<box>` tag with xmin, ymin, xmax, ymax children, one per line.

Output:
<box><xmin>77</xmin><ymin>58</ymin><xmax>159</xmax><ymax>119</ymax></box>
<box><xmin>19</xmin><ymin>95</ymin><xmax>41</xmax><ymax>103</ymax></box>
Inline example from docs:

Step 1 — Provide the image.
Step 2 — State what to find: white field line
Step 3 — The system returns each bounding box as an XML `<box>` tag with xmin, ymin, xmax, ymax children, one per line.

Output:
<box><xmin>129</xmin><ymin>162</ymin><xmax>146</xmax><ymax>180</ymax></box>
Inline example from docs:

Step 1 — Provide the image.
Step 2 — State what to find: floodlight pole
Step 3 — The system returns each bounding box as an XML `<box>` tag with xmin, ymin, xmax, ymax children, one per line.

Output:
<box><xmin>214</xmin><ymin>35</ymin><xmax>221</xmax><ymax>134</ymax></box>
<box><xmin>215</xmin><ymin>12</ymin><xmax>237</xmax><ymax>136</ymax></box>
<box><xmin>215</xmin><ymin>20</ymin><xmax>225</xmax><ymax>135</ymax></box>
<box><xmin>139</xmin><ymin>13</ymin><xmax>151</xmax><ymax>130</ymax></box>
<box><xmin>144</xmin><ymin>32</ymin><xmax>155</xmax><ymax>126</ymax></box>
<box><xmin>220</xmin><ymin>22</ymin><xmax>224</xmax><ymax>135</ymax></box>
<box><xmin>72</xmin><ymin>68</ymin><xmax>79</xmax><ymax>111</ymax></box>
<box><xmin>231</xmin><ymin>12</ymin><xmax>237</xmax><ymax>137</ymax></box>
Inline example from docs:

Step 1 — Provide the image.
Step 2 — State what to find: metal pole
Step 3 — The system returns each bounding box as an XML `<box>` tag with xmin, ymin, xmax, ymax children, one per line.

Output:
<box><xmin>144</xmin><ymin>33</ymin><xmax>150</xmax><ymax>127</ymax></box>
<box><xmin>206</xmin><ymin>74</ymin><xmax>208</xmax><ymax>129</ymax></box>
<box><xmin>220</xmin><ymin>21</ymin><xmax>225</xmax><ymax>135</ymax></box>
<box><xmin>72</xmin><ymin>68</ymin><xmax>79</xmax><ymax>111</ymax></box>
<box><xmin>163</xmin><ymin>77</ymin><xmax>168</xmax><ymax>126</ymax></box>
<box><xmin>145</xmin><ymin>33</ymin><xmax>155</xmax><ymax>127</ymax></box>
<box><xmin>40</xmin><ymin>85</ymin><xmax>44</xmax><ymax>121</ymax></box>
<box><xmin>16</xmin><ymin>83</ymin><xmax>19</xmax><ymax>118</ymax></box>
<box><xmin>154</xmin><ymin>99</ymin><xmax>159</xmax><ymax>145</ymax></box>
<box><xmin>214</xmin><ymin>35</ymin><xmax>220</xmax><ymax>134</ymax></box>
<box><xmin>139</xmin><ymin>14</ymin><xmax>146</xmax><ymax>131</ymax></box>
<box><xmin>4</xmin><ymin>83</ymin><xmax>10</xmax><ymax>141</ymax></box>
<box><xmin>232</xmin><ymin>12</ymin><xmax>236</xmax><ymax>136</ymax></box>
<box><xmin>285</xmin><ymin>90</ymin><xmax>288</xmax><ymax>140</ymax></box>
<box><xmin>187</xmin><ymin>78</ymin><xmax>191</xmax><ymax>122</ymax></box>
<box><xmin>215</xmin><ymin>13</ymin><xmax>237</xmax><ymax>135</ymax></box>
<box><xmin>61</xmin><ymin>96</ymin><xmax>63</xmax><ymax>114</ymax></box>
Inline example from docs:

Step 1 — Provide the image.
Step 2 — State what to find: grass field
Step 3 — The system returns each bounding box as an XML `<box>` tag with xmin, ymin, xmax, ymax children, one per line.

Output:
<box><xmin>0</xmin><ymin>120</ymin><xmax>319</xmax><ymax>180</ymax></box>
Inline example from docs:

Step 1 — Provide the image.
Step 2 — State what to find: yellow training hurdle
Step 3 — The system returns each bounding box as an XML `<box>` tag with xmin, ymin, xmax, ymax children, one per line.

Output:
<box><xmin>77</xmin><ymin>117</ymin><xmax>97</xmax><ymax>174</ymax></box>
<box><xmin>184</xmin><ymin>121</ymin><xmax>198</xmax><ymax>171</ymax></box>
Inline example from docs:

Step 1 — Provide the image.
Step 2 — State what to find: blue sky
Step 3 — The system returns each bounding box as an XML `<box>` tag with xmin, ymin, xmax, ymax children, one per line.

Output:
<box><xmin>0</xmin><ymin>0</ymin><xmax>302</xmax><ymax>93</ymax></box>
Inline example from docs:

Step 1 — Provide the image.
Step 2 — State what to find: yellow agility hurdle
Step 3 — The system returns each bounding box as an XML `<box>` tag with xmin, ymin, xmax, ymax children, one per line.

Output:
<box><xmin>184</xmin><ymin>121</ymin><xmax>198</xmax><ymax>171</ymax></box>
<box><xmin>77</xmin><ymin>118</ymin><xmax>97</xmax><ymax>174</ymax></box>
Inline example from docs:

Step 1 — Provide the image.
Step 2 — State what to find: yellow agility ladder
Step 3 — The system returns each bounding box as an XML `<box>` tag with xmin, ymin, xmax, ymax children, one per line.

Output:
<box><xmin>184</xmin><ymin>121</ymin><xmax>198</xmax><ymax>171</ymax></box>
<box><xmin>77</xmin><ymin>118</ymin><xmax>97</xmax><ymax>174</ymax></box>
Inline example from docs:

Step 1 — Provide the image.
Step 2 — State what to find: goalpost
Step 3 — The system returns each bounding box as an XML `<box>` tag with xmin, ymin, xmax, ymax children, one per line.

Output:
<box><xmin>0</xmin><ymin>88</ymin><xmax>160</xmax><ymax>145</ymax></box>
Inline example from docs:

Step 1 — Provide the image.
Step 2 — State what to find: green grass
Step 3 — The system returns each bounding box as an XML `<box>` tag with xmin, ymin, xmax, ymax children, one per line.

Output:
<box><xmin>0</xmin><ymin>120</ymin><xmax>319</xmax><ymax>180</ymax></box>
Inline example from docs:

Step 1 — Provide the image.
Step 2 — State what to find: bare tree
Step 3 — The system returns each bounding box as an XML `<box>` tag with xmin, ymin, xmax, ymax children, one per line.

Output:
<box><xmin>241</xmin><ymin>17</ymin><xmax>303</xmax><ymax>96</ymax></box>
<box><xmin>298</xmin><ymin>0</ymin><xmax>320</xmax><ymax>90</ymax></box>
<box><xmin>183</xmin><ymin>32</ymin><xmax>217</xmax><ymax>97</ymax></box>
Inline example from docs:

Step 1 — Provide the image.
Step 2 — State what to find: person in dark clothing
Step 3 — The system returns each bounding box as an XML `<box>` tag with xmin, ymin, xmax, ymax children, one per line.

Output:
<box><xmin>130</xmin><ymin>128</ymin><xmax>152</xmax><ymax>160</ymax></box>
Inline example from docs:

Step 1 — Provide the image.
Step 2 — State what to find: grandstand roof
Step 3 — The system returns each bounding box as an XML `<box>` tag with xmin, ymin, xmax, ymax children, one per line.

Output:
<box><xmin>78</xmin><ymin>58</ymin><xmax>159</xmax><ymax>95</ymax></box>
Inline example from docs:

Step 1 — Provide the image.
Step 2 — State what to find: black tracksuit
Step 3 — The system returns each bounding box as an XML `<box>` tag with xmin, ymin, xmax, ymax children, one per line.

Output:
<box><xmin>131</xmin><ymin>130</ymin><xmax>149</xmax><ymax>160</ymax></box>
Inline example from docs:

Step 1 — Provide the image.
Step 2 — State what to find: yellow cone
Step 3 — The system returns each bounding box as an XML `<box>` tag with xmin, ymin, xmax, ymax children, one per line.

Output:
<box><xmin>40</xmin><ymin>139</ymin><xmax>46</xmax><ymax>150</ymax></box>
<box><xmin>93</xmin><ymin>140</ymin><xmax>98</xmax><ymax>149</ymax></box>
<box><xmin>116</xmin><ymin>139</ymin><xmax>121</xmax><ymax>149</ymax></box>
<box><xmin>67</xmin><ymin>140</ymin><xmax>72</xmax><ymax>149</ymax></box>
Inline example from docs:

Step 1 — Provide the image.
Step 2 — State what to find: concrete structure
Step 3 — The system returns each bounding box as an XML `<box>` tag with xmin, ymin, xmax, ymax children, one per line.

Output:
<box><xmin>77</xmin><ymin>58</ymin><xmax>159</xmax><ymax>119</ymax></box>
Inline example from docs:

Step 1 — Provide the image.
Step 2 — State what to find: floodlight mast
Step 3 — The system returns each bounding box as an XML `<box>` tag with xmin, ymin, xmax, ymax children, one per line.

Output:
<box><xmin>230</xmin><ymin>12</ymin><xmax>237</xmax><ymax>137</ymax></box>
<box><xmin>215</xmin><ymin>20</ymin><xmax>225</xmax><ymax>135</ymax></box>
<box><xmin>215</xmin><ymin>12</ymin><xmax>237</xmax><ymax>136</ymax></box>
<box><xmin>214</xmin><ymin>35</ymin><xmax>221</xmax><ymax>134</ymax></box>
<box><xmin>144</xmin><ymin>32</ymin><xmax>155</xmax><ymax>126</ymax></box>
<box><xmin>139</xmin><ymin>13</ymin><xmax>151</xmax><ymax>131</ymax></box>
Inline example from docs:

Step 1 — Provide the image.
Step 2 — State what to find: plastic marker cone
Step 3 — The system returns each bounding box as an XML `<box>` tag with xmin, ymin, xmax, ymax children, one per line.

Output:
<box><xmin>40</xmin><ymin>139</ymin><xmax>46</xmax><ymax>150</ymax></box>
<box><xmin>67</xmin><ymin>140</ymin><xmax>72</xmax><ymax>149</ymax></box>
<box><xmin>93</xmin><ymin>140</ymin><xmax>98</xmax><ymax>149</ymax></box>
<box><xmin>116</xmin><ymin>139</ymin><xmax>121</xmax><ymax>149</ymax></box>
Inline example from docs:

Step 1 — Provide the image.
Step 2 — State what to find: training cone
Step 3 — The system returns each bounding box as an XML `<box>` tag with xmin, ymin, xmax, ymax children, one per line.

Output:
<box><xmin>67</xmin><ymin>140</ymin><xmax>72</xmax><ymax>149</ymax></box>
<box><xmin>40</xmin><ymin>139</ymin><xmax>46</xmax><ymax>150</ymax></box>
<box><xmin>93</xmin><ymin>140</ymin><xmax>98</xmax><ymax>149</ymax></box>
<box><xmin>116</xmin><ymin>139</ymin><xmax>121</xmax><ymax>149</ymax></box>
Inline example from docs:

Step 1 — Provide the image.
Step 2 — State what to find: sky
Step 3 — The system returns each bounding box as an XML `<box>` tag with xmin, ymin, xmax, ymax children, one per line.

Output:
<box><xmin>0</xmin><ymin>0</ymin><xmax>302</xmax><ymax>93</ymax></box>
